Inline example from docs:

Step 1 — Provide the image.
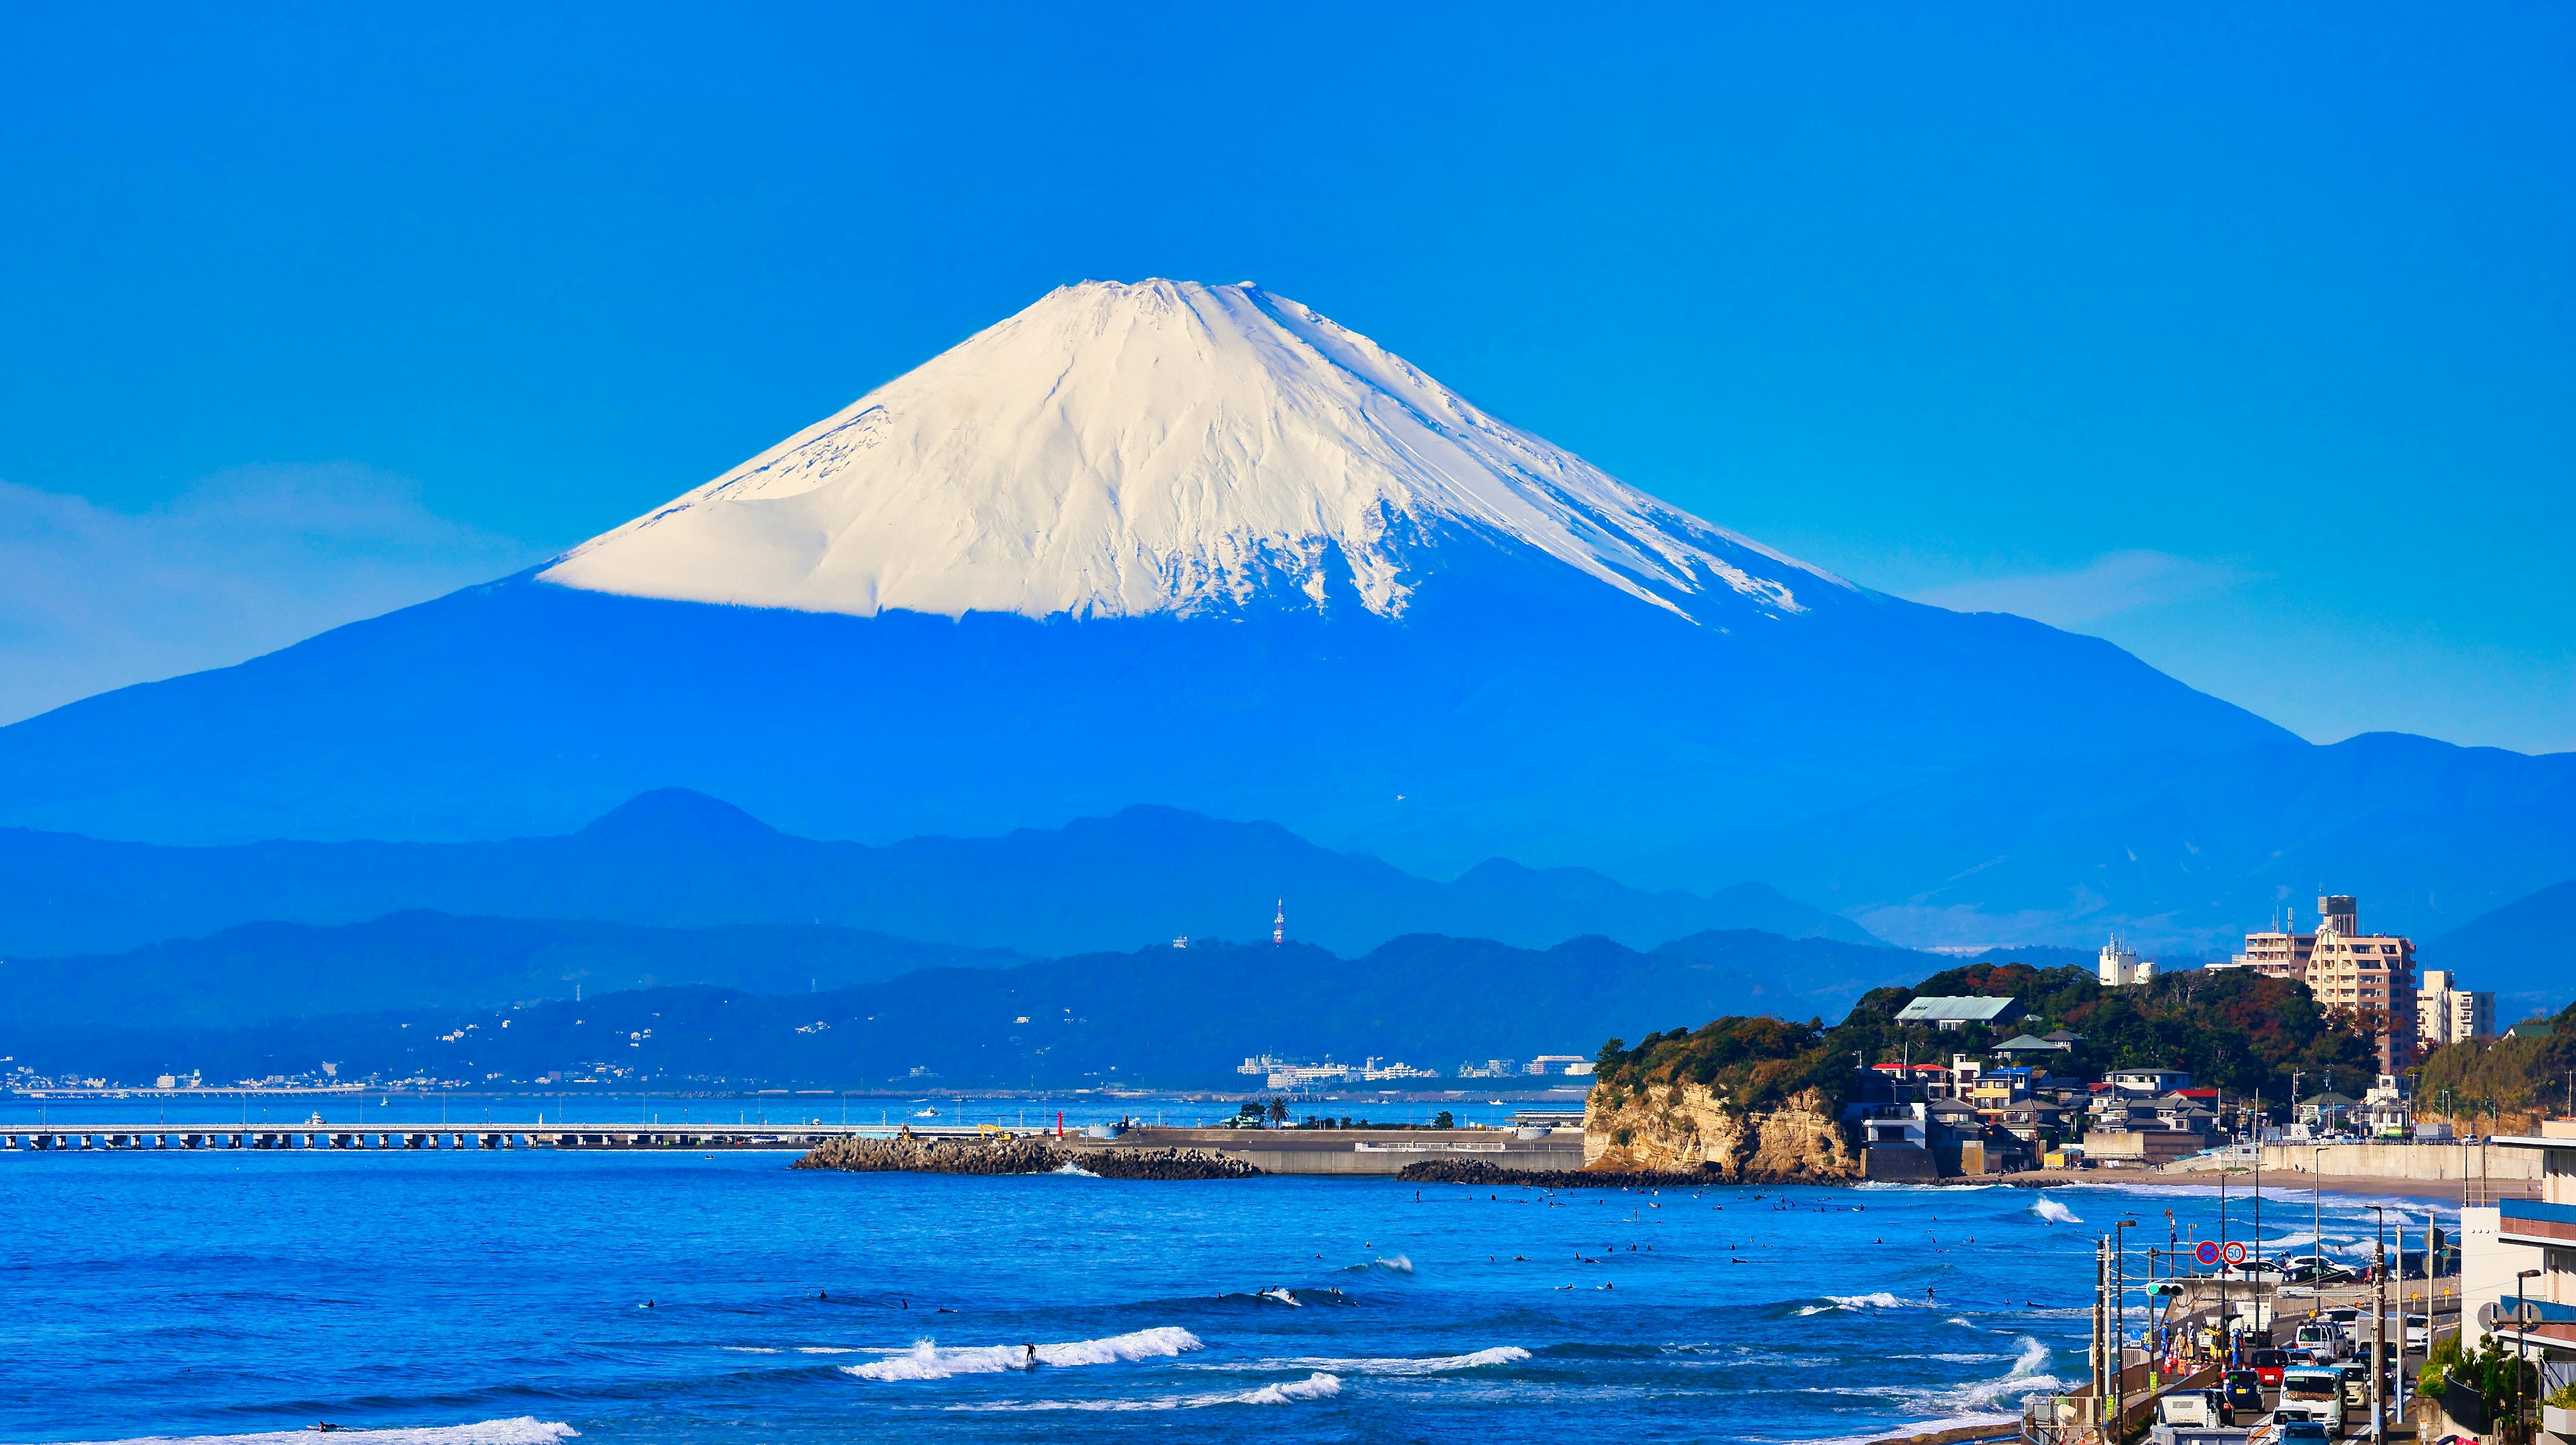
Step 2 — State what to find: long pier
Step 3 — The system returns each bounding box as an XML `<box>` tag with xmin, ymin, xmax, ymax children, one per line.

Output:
<box><xmin>1</xmin><ymin>1122</ymin><xmax>1593</xmax><ymax>1173</ymax></box>
<box><xmin>1</xmin><ymin>1122</ymin><xmax>964</xmax><ymax>1152</ymax></box>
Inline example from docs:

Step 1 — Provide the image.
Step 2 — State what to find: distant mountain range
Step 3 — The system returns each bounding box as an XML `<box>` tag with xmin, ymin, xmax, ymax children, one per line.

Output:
<box><xmin>0</xmin><ymin>911</ymin><xmax>1023</xmax><ymax>1032</ymax></box>
<box><xmin>0</xmin><ymin>788</ymin><xmax>1878</xmax><ymax>960</ymax></box>
<box><xmin>1</xmin><ymin>929</ymin><xmax>1942</xmax><ymax>1090</ymax></box>
<box><xmin>2427</xmin><ymin>878</ymin><xmax>2576</xmax><ymax>1024</ymax></box>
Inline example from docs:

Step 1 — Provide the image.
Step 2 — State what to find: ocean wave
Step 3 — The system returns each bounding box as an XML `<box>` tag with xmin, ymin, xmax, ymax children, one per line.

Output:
<box><xmin>1796</xmin><ymin>1289</ymin><xmax>1920</xmax><ymax>1314</ymax></box>
<box><xmin>62</xmin><ymin>1421</ymin><xmax>576</xmax><ymax>1445</ymax></box>
<box><xmin>1933</xmin><ymin>1336</ymin><xmax>2063</xmax><ymax>1412</ymax></box>
<box><xmin>1334</xmin><ymin>1254</ymin><xmax>1414</xmax><ymax>1275</ymax></box>
<box><xmin>845</xmin><ymin>1326</ymin><xmax>1201</xmax><ymax>1381</ymax></box>
<box><xmin>1266</xmin><ymin>1346</ymin><xmax>1529</xmax><ymax>1376</ymax></box>
<box><xmin>2029</xmin><ymin>1197</ymin><xmax>2083</xmax><ymax>1226</ymax></box>
<box><xmin>1769</xmin><ymin>1413</ymin><xmax>2017</xmax><ymax>1445</ymax></box>
<box><xmin>949</xmin><ymin>1372</ymin><xmax>1342</xmax><ymax>1411</ymax></box>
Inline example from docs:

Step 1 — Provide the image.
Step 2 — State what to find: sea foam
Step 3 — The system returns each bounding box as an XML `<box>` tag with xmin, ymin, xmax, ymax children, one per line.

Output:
<box><xmin>64</xmin><ymin>1422</ymin><xmax>576</xmax><ymax>1445</ymax></box>
<box><xmin>948</xmin><ymin>1372</ymin><xmax>1343</xmax><ymax>1411</ymax></box>
<box><xmin>1268</xmin><ymin>1346</ymin><xmax>1529</xmax><ymax>1376</ymax></box>
<box><xmin>845</xmin><ymin>1326</ymin><xmax>1201</xmax><ymax>1381</ymax></box>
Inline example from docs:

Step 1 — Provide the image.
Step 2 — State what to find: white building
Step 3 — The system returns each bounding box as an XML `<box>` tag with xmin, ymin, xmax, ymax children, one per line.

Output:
<box><xmin>2459</xmin><ymin>1119</ymin><xmax>2576</xmax><ymax>1395</ymax></box>
<box><xmin>2418</xmin><ymin>969</ymin><xmax>2497</xmax><ymax>1048</ymax></box>
<box><xmin>1525</xmin><ymin>1055</ymin><xmax>1594</xmax><ymax>1076</ymax></box>
<box><xmin>2099</xmin><ymin>935</ymin><xmax>2158</xmax><ymax>987</ymax></box>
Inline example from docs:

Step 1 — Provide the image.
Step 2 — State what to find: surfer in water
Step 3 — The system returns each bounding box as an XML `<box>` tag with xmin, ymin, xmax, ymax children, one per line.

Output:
<box><xmin>1023</xmin><ymin>1344</ymin><xmax>1038</xmax><ymax>1369</ymax></box>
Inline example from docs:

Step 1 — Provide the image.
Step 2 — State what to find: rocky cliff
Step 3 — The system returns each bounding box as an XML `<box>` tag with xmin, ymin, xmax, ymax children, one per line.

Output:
<box><xmin>1582</xmin><ymin>1081</ymin><xmax>1859</xmax><ymax>1182</ymax></box>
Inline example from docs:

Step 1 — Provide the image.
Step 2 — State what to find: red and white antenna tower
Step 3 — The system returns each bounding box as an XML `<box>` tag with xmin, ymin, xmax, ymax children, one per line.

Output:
<box><xmin>1273</xmin><ymin>899</ymin><xmax>1285</xmax><ymax>946</ymax></box>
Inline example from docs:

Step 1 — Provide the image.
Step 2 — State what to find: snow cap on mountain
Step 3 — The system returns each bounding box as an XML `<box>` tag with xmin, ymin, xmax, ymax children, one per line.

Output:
<box><xmin>541</xmin><ymin>279</ymin><xmax>1849</xmax><ymax>623</ymax></box>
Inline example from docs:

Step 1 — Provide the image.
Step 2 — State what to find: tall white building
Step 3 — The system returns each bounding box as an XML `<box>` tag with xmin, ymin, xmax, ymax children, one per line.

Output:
<box><xmin>2418</xmin><ymin>969</ymin><xmax>2497</xmax><ymax>1048</ymax></box>
<box><xmin>2099</xmin><ymin>936</ymin><xmax>2157</xmax><ymax>987</ymax></box>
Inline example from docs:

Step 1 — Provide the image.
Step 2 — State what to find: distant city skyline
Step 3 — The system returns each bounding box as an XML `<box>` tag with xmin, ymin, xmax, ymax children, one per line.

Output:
<box><xmin>0</xmin><ymin>6</ymin><xmax>2567</xmax><ymax>750</ymax></box>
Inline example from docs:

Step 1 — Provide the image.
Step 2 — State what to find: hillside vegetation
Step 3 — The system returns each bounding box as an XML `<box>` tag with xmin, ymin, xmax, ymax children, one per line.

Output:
<box><xmin>2416</xmin><ymin>999</ymin><xmax>2576</xmax><ymax>1128</ymax></box>
<box><xmin>1593</xmin><ymin>963</ymin><xmax>2383</xmax><ymax>1116</ymax></box>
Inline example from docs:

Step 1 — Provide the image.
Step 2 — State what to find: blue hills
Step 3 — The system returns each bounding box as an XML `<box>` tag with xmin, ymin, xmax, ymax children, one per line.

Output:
<box><xmin>0</xmin><ymin>786</ymin><xmax>1878</xmax><ymax>961</ymax></box>
<box><xmin>0</xmin><ymin>926</ymin><xmax>1948</xmax><ymax>1090</ymax></box>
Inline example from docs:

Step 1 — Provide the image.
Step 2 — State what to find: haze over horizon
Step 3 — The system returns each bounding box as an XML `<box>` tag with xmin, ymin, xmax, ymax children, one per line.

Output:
<box><xmin>0</xmin><ymin>5</ymin><xmax>2568</xmax><ymax>751</ymax></box>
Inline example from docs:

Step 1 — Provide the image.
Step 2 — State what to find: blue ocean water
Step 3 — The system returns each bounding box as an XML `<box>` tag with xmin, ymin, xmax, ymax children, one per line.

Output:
<box><xmin>0</xmin><ymin>1106</ymin><xmax>2443</xmax><ymax>1445</ymax></box>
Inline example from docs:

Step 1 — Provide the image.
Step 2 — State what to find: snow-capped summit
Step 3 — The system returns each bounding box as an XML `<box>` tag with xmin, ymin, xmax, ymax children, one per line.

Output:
<box><xmin>541</xmin><ymin>280</ymin><xmax>1849</xmax><ymax>623</ymax></box>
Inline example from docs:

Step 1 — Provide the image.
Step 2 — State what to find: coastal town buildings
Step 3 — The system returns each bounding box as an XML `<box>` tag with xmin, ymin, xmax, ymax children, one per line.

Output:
<box><xmin>2229</xmin><ymin>894</ymin><xmax>2420</xmax><ymax>1070</ymax></box>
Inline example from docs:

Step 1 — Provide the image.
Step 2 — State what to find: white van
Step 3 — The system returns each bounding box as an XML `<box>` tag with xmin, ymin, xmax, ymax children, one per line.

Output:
<box><xmin>2291</xmin><ymin>1320</ymin><xmax>2347</xmax><ymax>1360</ymax></box>
<box><xmin>2156</xmin><ymin>1389</ymin><xmax>2231</xmax><ymax>1428</ymax></box>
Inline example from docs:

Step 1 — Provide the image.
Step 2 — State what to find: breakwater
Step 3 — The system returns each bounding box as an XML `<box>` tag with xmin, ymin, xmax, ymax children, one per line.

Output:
<box><xmin>1395</xmin><ymin>1159</ymin><xmax>1733</xmax><ymax>1189</ymax></box>
<box><xmin>792</xmin><ymin>1134</ymin><xmax>1262</xmax><ymax>1179</ymax></box>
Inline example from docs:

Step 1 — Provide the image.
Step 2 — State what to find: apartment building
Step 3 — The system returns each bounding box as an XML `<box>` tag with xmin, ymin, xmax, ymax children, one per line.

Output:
<box><xmin>2232</xmin><ymin>894</ymin><xmax>2419</xmax><ymax>1069</ymax></box>
<box><xmin>2418</xmin><ymin>969</ymin><xmax>2498</xmax><ymax>1048</ymax></box>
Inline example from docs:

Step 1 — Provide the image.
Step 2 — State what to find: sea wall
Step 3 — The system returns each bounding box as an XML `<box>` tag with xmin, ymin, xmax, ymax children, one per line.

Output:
<box><xmin>2249</xmin><ymin>1142</ymin><xmax>2539</xmax><ymax>1182</ymax></box>
<box><xmin>1581</xmin><ymin>1081</ymin><xmax>1859</xmax><ymax>1183</ymax></box>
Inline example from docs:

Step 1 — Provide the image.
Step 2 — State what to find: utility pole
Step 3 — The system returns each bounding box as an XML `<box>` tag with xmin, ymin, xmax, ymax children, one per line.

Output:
<box><xmin>2092</xmin><ymin>1237</ymin><xmax>2108</xmax><ymax>1417</ymax></box>
<box><xmin>2369</xmin><ymin>1207</ymin><xmax>2388</xmax><ymax>1444</ymax></box>
<box><xmin>2110</xmin><ymin>1216</ymin><xmax>2139</xmax><ymax>1439</ymax></box>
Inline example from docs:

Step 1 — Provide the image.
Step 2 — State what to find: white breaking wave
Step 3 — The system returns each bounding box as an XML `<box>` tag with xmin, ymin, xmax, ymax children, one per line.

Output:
<box><xmin>949</xmin><ymin>1371</ymin><xmax>1343</xmax><ymax>1411</ymax></box>
<box><xmin>2030</xmin><ymin>1197</ymin><xmax>2083</xmax><ymax>1226</ymax></box>
<box><xmin>541</xmin><ymin>280</ymin><xmax>1849</xmax><ymax>624</ymax></box>
<box><xmin>1799</xmin><ymin>1290</ymin><xmax>1919</xmax><ymax>1314</ymax></box>
<box><xmin>1932</xmin><ymin>1336</ymin><xmax>2064</xmax><ymax>1414</ymax></box>
<box><xmin>1266</xmin><ymin>1346</ymin><xmax>1529</xmax><ymax>1376</ymax></box>
<box><xmin>62</xmin><ymin>1422</ymin><xmax>576</xmax><ymax>1445</ymax></box>
<box><xmin>845</xmin><ymin>1326</ymin><xmax>1201</xmax><ymax>1381</ymax></box>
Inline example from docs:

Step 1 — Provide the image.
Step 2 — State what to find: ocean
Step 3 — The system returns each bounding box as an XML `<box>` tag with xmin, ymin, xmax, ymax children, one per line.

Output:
<box><xmin>0</xmin><ymin>1096</ymin><xmax>2445</xmax><ymax>1444</ymax></box>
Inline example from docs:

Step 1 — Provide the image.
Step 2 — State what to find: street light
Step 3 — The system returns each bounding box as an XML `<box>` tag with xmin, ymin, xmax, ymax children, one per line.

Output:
<box><xmin>2515</xmin><ymin>1267</ymin><xmax>2541</xmax><ymax>1431</ymax></box>
<box><xmin>2110</xmin><ymin>1216</ymin><xmax>2141</xmax><ymax>1432</ymax></box>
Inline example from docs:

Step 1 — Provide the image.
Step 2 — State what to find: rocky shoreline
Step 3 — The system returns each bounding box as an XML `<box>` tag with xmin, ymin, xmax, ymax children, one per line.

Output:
<box><xmin>792</xmin><ymin>1134</ymin><xmax>1263</xmax><ymax>1180</ymax></box>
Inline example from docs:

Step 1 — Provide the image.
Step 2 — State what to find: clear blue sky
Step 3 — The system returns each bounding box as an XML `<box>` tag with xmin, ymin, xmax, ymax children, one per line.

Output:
<box><xmin>1</xmin><ymin>5</ymin><xmax>2568</xmax><ymax>749</ymax></box>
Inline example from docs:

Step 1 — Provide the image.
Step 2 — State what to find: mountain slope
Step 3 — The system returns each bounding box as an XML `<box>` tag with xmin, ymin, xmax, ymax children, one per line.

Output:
<box><xmin>0</xmin><ymin>789</ymin><xmax>1877</xmax><ymax>959</ymax></box>
<box><xmin>2426</xmin><ymin>879</ymin><xmax>2576</xmax><ymax>1022</ymax></box>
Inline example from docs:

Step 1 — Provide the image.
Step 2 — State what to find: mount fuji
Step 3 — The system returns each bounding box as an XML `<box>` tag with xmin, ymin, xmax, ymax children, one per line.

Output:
<box><xmin>3</xmin><ymin>280</ymin><xmax>2567</xmax><ymax>949</ymax></box>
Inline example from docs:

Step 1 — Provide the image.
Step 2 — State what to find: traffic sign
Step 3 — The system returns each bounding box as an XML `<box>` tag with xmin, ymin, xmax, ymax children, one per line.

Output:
<box><xmin>2222</xmin><ymin>1242</ymin><xmax>2248</xmax><ymax>1267</ymax></box>
<box><xmin>2194</xmin><ymin>1240</ymin><xmax>2222</xmax><ymax>1267</ymax></box>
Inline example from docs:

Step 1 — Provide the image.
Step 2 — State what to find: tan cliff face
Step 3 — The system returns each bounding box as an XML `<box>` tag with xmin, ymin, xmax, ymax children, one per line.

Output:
<box><xmin>1583</xmin><ymin>1080</ymin><xmax>1859</xmax><ymax>1182</ymax></box>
